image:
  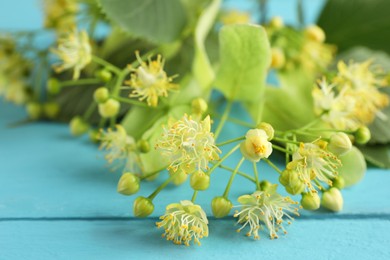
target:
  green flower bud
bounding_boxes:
[89,129,100,143]
[133,196,154,217]
[69,116,89,136]
[94,87,109,104]
[270,48,285,69]
[301,192,320,211]
[191,98,208,115]
[304,25,325,43]
[211,196,232,218]
[269,16,284,29]
[170,169,188,186]
[279,169,305,195]
[137,139,150,153]
[354,126,371,145]
[190,170,210,191]
[98,98,120,118]
[332,176,345,190]
[43,102,60,119]
[321,188,343,212]
[47,78,61,94]
[26,102,41,119]
[95,69,112,82]
[328,133,352,156]
[117,173,140,195]
[256,122,275,141]
[260,180,272,191]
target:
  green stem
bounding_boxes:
[273,136,301,145]
[208,144,240,175]
[114,96,151,108]
[306,128,354,134]
[191,191,198,203]
[253,162,260,190]
[98,118,106,129]
[214,113,255,128]
[140,167,166,180]
[216,164,255,182]
[223,157,245,198]
[272,144,293,154]
[263,158,283,174]
[297,0,305,28]
[147,174,175,200]
[216,136,245,147]
[112,68,130,97]
[83,102,97,120]
[214,100,233,140]
[92,55,122,75]
[60,78,101,87]
[298,118,321,131]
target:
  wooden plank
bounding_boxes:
[1,218,389,259]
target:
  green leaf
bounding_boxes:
[98,0,187,43]
[338,147,367,187]
[358,145,390,169]
[192,0,221,90]
[317,0,390,54]
[214,24,270,120]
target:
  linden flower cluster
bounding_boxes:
[234,185,300,240]
[156,201,209,246]
[313,61,389,130]
[0,37,31,105]
[99,125,141,173]
[42,0,78,33]
[52,29,92,79]
[155,114,221,174]
[126,52,177,107]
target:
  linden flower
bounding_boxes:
[126,52,177,107]
[42,0,78,33]
[234,185,300,240]
[299,40,334,72]
[155,114,221,174]
[156,200,208,246]
[52,29,92,79]
[289,142,341,193]
[99,125,141,173]
[240,129,272,162]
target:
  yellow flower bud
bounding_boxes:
[270,48,285,69]
[260,180,273,191]
[137,139,150,153]
[211,196,232,218]
[354,126,371,144]
[256,122,275,141]
[321,188,343,212]
[279,169,305,195]
[328,133,352,156]
[269,16,284,29]
[69,116,89,136]
[304,25,325,43]
[191,98,208,115]
[240,129,273,162]
[117,173,140,195]
[133,196,154,217]
[170,168,188,186]
[26,102,41,119]
[332,176,345,190]
[190,170,210,191]
[98,98,120,118]
[95,69,112,82]
[93,87,109,104]
[301,192,320,211]
[47,78,61,94]
[43,102,60,119]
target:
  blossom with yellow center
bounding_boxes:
[42,0,78,33]
[156,200,208,246]
[52,29,92,79]
[240,129,272,162]
[288,142,341,193]
[155,114,221,174]
[126,52,177,107]
[99,125,141,173]
[234,185,300,240]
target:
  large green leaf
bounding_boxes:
[317,0,390,54]
[358,145,390,169]
[98,0,187,43]
[214,24,270,114]
[338,147,367,187]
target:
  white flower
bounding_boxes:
[52,29,92,79]
[240,129,273,162]
[156,200,208,246]
[234,185,300,240]
[155,114,220,174]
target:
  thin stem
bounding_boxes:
[263,158,283,175]
[298,118,321,131]
[253,162,260,190]
[191,191,198,203]
[114,96,151,108]
[306,128,354,134]
[98,118,107,129]
[112,68,130,97]
[223,157,245,198]
[297,0,305,28]
[83,102,97,120]
[208,144,240,175]
[214,113,255,128]
[216,164,255,182]
[140,167,166,180]
[272,144,293,154]
[214,100,233,140]
[60,78,101,87]
[92,55,122,75]
[273,136,301,145]
[148,174,175,200]
[216,136,245,147]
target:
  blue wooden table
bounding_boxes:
[1,1,390,259]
